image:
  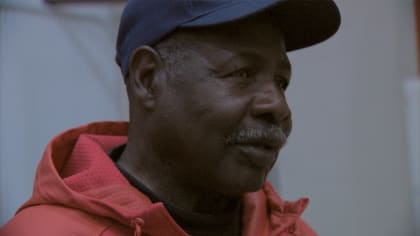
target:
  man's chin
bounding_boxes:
[219,175,268,196]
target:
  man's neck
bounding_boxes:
[115,146,242,236]
[117,146,240,214]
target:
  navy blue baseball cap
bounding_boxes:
[116,0,341,77]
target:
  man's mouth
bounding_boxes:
[225,126,288,168]
[235,138,282,151]
[233,144,278,169]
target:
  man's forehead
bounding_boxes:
[175,26,290,73]
[176,15,286,55]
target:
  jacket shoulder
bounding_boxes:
[0,204,129,236]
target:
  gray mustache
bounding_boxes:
[225,126,288,145]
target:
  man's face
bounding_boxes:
[150,17,292,196]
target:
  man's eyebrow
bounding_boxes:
[240,52,292,75]
[207,51,292,76]
[229,52,291,68]
[207,52,261,72]
[228,52,263,68]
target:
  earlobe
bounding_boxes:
[127,46,164,109]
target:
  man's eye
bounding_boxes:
[233,69,251,78]
[229,68,257,79]
[225,68,256,88]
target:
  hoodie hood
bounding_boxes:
[16,121,315,235]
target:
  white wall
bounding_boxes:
[0,0,417,235]
[0,0,128,225]
[277,0,416,235]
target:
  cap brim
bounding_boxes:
[181,0,340,51]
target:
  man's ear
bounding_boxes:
[126,46,165,109]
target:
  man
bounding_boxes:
[0,0,340,235]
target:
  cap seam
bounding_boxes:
[180,1,243,26]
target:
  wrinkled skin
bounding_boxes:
[119,16,292,213]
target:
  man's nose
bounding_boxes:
[250,83,291,125]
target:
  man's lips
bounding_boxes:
[231,138,283,151]
[233,143,278,169]
[225,125,288,169]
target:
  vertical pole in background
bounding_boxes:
[408,1,420,235]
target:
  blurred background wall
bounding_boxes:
[0,0,417,235]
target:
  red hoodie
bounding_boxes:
[0,121,316,236]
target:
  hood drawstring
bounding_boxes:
[131,217,144,236]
